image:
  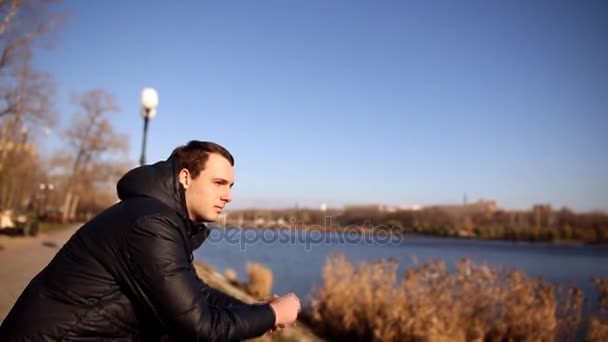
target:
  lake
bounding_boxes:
[195,228,608,304]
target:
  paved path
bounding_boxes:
[0,225,80,321]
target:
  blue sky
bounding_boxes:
[33,0,608,211]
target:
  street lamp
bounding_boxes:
[140,88,159,166]
[38,183,54,218]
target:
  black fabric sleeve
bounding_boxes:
[196,278,250,309]
[122,216,276,341]
[190,228,250,309]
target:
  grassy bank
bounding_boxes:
[193,262,325,342]
[306,254,607,341]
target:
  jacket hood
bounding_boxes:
[117,157,187,219]
[116,157,211,248]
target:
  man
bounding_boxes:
[0,141,301,341]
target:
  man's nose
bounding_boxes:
[221,189,232,203]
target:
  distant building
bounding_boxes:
[426,199,498,215]
[467,200,498,213]
[343,204,386,212]
[532,204,554,227]
[396,204,422,211]
[254,217,265,225]
[342,200,497,215]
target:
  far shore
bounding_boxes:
[218,222,607,246]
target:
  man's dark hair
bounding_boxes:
[170,141,234,178]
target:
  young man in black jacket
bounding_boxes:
[0,140,301,341]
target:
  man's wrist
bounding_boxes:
[266,303,278,326]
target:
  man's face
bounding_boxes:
[179,153,234,222]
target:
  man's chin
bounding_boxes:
[191,209,224,223]
[198,213,219,223]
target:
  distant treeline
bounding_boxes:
[227,205,608,244]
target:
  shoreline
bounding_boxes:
[216,223,607,247]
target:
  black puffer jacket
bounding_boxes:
[0,158,276,341]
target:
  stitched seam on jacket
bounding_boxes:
[123,214,183,331]
[56,256,118,338]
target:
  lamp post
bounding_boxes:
[139,88,159,166]
[38,183,54,218]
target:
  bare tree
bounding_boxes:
[0,0,63,71]
[0,53,55,211]
[0,125,38,210]
[76,158,134,219]
[0,1,62,211]
[0,50,56,140]
[59,89,129,221]
[0,0,62,120]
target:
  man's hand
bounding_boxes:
[261,295,288,334]
[267,293,301,328]
[261,294,280,304]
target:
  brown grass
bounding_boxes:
[246,261,273,299]
[224,268,239,285]
[587,277,608,341]
[309,254,606,341]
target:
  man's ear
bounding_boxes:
[178,168,191,189]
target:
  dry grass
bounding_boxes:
[224,268,239,285]
[246,261,273,299]
[587,277,608,341]
[309,254,606,341]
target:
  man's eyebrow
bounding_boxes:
[213,178,235,187]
